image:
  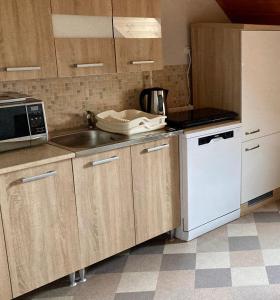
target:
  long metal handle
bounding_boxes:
[6,66,41,72]
[245,129,260,136]
[146,144,169,153]
[245,145,260,152]
[131,60,155,65]
[92,156,119,166]
[21,171,57,184]
[74,63,104,68]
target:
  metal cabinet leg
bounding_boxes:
[79,268,87,283]
[69,272,77,287]
[169,229,175,241]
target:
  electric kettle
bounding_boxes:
[140,87,168,116]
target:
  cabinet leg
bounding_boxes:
[169,229,176,241]
[78,268,87,283]
[69,272,77,287]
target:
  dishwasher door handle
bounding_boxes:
[198,131,234,146]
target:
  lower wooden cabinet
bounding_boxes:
[131,137,180,244]
[0,160,80,298]
[242,133,280,204]
[0,211,12,300]
[72,147,136,268]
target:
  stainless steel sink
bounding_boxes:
[50,130,125,150]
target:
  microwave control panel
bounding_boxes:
[27,104,47,135]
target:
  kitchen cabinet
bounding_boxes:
[242,133,280,204]
[113,0,163,72]
[242,31,280,141]
[131,137,180,244]
[0,160,80,298]
[0,0,57,81]
[51,0,116,77]
[72,148,135,268]
[0,210,12,300]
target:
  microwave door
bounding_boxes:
[0,106,30,144]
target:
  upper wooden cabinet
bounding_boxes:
[131,137,180,244]
[0,160,80,298]
[51,0,116,77]
[113,0,161,17]
[0,0,57,81]
[113,0,163,72]
[72,148,136,268]
[0,211,12,300]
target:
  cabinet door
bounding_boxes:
[0,161,80,298]
[0,211,12,300]
[131,137,180,244]
[242,133,280,204]
[72,148,135,268]
[113,0,163,72]
[51,0,116,77]
[242,31,280,141]
[0,0,57,81]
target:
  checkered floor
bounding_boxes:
[18,202,280,300]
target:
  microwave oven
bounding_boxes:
[0,93,48,153]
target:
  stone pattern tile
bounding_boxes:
[18,205,280,300]
[0,65,188,132]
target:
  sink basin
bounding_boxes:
[51,130,125,150]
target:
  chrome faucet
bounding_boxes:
[86,111,96,129]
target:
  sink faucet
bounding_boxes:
[86,111,96,129]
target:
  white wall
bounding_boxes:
[161,0,229,65]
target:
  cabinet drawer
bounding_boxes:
[115,38,163,72]
[0,160,80,297]
[113,0,161,17]
[55,38,116,77]
[242,133,280,204]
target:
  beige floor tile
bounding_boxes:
[117,272,159,293]
[123,255,162,272]
[262,249,280,266]
[227,223,257,237]
[257,223,280,249]
[194,288,233,300]
[231,267,269,287]
[232,285,280,300]
[196,252,230,269]
[231,214,255,224]
[154,270,195,300]
[230,250,264,267]
[163,240,197,254]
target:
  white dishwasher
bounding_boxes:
[176,123,242,241]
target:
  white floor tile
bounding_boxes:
[231,267,269,287]
[196,252,230,269]
[164,240,197,254]
[262,249,280,266]
[117,272,159,293]
[227,223,257,237]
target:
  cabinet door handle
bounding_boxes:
[131,60,155,65]
[5,66,41,72]
[21,171,57,184]
[245,145,260,152]
[245,129,260,136]
[74,63,104,68]
[145,144,169,153]
[91,156,119,166]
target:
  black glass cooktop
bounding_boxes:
[167,108,238,129]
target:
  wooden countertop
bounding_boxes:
[0,144,75,175]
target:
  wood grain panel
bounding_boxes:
[216,0,280,25]
[0,211,12,300]
[115,38,163,73]
[113,0,161,18]
[191,24,242,115]
[0,0,57,81]
[55,38,116,77]
[51,0,112,16]
[73,148,135,268]
[0,161,80,297]
[131,137,180,244]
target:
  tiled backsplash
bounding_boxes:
[0,65,188,132]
